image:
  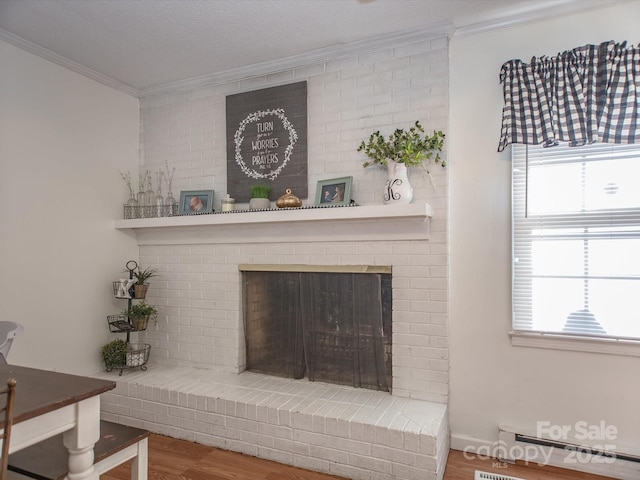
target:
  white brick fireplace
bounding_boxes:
[100,30,450,480]
[117,203,447,402]
[99,205,450,480]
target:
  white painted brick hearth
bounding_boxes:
[111,31,450,480]
[97,366,449,480]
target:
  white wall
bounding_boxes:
[0,40,140,374]
[449,1,640,459]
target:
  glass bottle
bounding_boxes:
[136,184,146,218]
[145,177,154,208]
[165,191,176,215]
[164,165,176,215]
[155,183,164,217]
[126,194,138,219]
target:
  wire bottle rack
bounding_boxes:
[123,203,178,219]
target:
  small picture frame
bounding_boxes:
[179,190,214,214]
[315,176,352,206]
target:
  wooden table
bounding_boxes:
[9,420,149,480]
[0,364,115,480]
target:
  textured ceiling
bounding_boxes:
[0,0,621,94]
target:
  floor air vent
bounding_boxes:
[474,471,525,480]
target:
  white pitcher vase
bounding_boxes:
[384,162,413,204]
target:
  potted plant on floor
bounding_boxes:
[123,301,158,332]
[101,339,127,371]
[358,121,445,205]
[131,266,158,299]
[249,185,271,210]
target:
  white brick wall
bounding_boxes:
[136,34,449,403]
[139,35,448,209]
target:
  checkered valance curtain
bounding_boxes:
[498,40,640,152]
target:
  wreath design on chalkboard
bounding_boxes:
[234,109,298,180]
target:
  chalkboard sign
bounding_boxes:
[226,81,308,203]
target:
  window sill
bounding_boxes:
[509,331,640,357]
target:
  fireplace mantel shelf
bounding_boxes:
[115,203,432,244]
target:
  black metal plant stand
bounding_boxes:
[106,260,152,375]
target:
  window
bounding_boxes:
[512,143,640,343]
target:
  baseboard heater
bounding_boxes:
[515,434,640,464]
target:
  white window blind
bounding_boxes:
[512,142,640,340]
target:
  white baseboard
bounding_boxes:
[451,434,497,452]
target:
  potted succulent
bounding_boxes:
[358,121,445,204]
[123,301,158,331]
[131,266,158,299]
[249,185,272,210]
[101,339,127,371]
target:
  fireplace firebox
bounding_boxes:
[242,266,392,392]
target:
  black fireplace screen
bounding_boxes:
[243,271,391,392]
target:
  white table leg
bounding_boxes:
[62,396,100,480]
[131,437,149,480]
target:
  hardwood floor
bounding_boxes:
[102,434,616,480]
[442,450,614,480]
[102,434,345,480]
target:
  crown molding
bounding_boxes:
[138,22,453,98]
[454,0,629,38]
[0,28,138,97]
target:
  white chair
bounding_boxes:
[0,323,23,360]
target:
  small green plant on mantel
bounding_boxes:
[251,185,271,198]
[358,121,446,172]
[249,185,272,210]
[101,338,127,370]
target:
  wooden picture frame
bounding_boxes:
[179,190,214,214]
[315,176,352,206]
